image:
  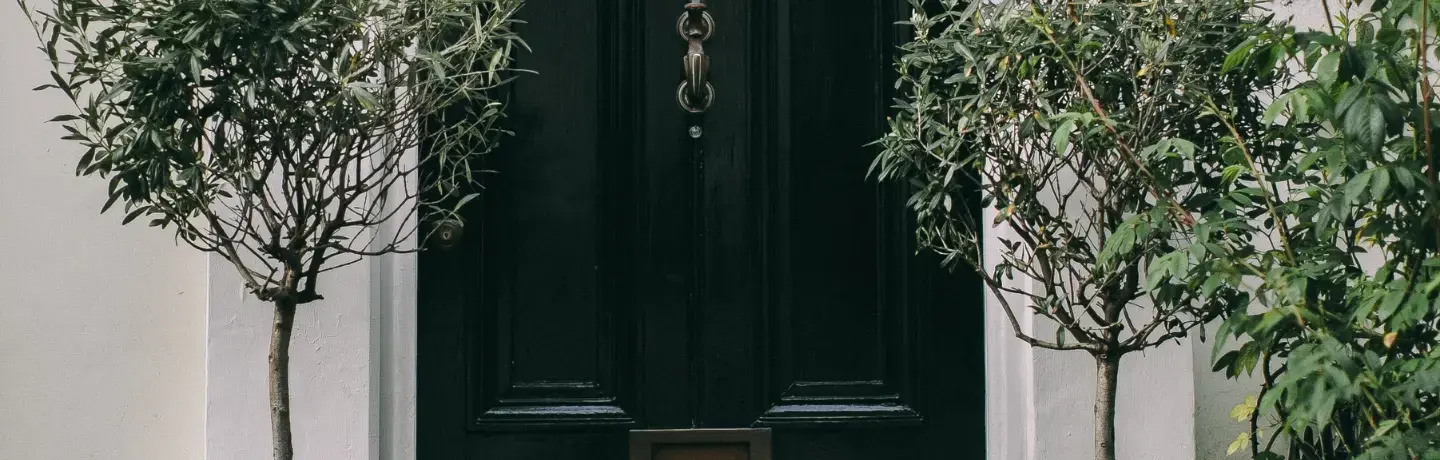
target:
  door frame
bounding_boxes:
[200,22,1037,460]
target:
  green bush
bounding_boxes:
[1207,0,1440,458]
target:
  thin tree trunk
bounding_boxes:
[1095,353,1120,460]
[270,299,298,460]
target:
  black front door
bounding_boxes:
[418,0,985,458]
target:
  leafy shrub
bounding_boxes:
[1207,0,1440,458]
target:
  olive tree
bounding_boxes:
[17,0,524,457]
[873,1,1270,458]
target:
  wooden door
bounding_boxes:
[417,0,986,458]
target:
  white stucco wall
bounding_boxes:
[0,10,208,460]
[205,194,416,460]
[205,261,375,460]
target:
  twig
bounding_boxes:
[1203,97,1295,263]
[1420,0,1438,244]
[984,281,1102,352]
[1033,21,1196,229]
[1251,352,1269,457]
[1320,0,1337,36]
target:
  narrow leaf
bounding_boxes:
[121,207,146,225]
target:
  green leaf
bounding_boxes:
[1223,36,1258,73]
[1146,251,1186,291]
[1227,431,1249,456]
[1098,222,1137,268]
[1314,52,1341,84]
[1373,419,1398,437]
[1230,394,1258,422]
[101,192,122,214]
[189,56,203,85]
[49,71,71,98]
[1352,294,1378,322]
[1359,96,1382,155]
[1221,165,1243,186]
[1342,95,1385,155]
[1311,391,1339,430]
[1378,290,1405,321]
[453,193,481,212]
[1201,274,1225,296]
[1395,165,1416,191]
[1296,150,1323,171]
[1370,168,1390,199]
[1325,147,1347,179]
[75,149,94,177]
[121,207,146,225]
[1335,85,1364,118]
[1052,120,1076,154]
[1262,93,1289,125]
[47,114,81,122]
[351,86,380,109]
[1355,21,1375,45]
[1213,350,1239,372]
[1170,139,1196,159]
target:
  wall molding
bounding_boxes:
[983,206,1037,460]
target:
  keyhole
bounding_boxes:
[433,220,464,250]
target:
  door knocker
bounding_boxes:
[677,2,714,114]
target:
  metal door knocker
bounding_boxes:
[677,2,714,114]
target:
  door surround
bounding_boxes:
[201,1,1030,457]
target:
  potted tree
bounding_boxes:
[873,0,1271,458]
[17,0,525,458]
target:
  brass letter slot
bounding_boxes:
[630,428,772,460]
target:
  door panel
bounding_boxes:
[473,0,639,428]
[419,0,650,456]
[756,0,914,425]
[419,0,985,458]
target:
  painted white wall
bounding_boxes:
[205,260,373,460]
[1034,342,1199,459]
[204,198,416,460]
[984,213,1200,460]
[0,9,208,460]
